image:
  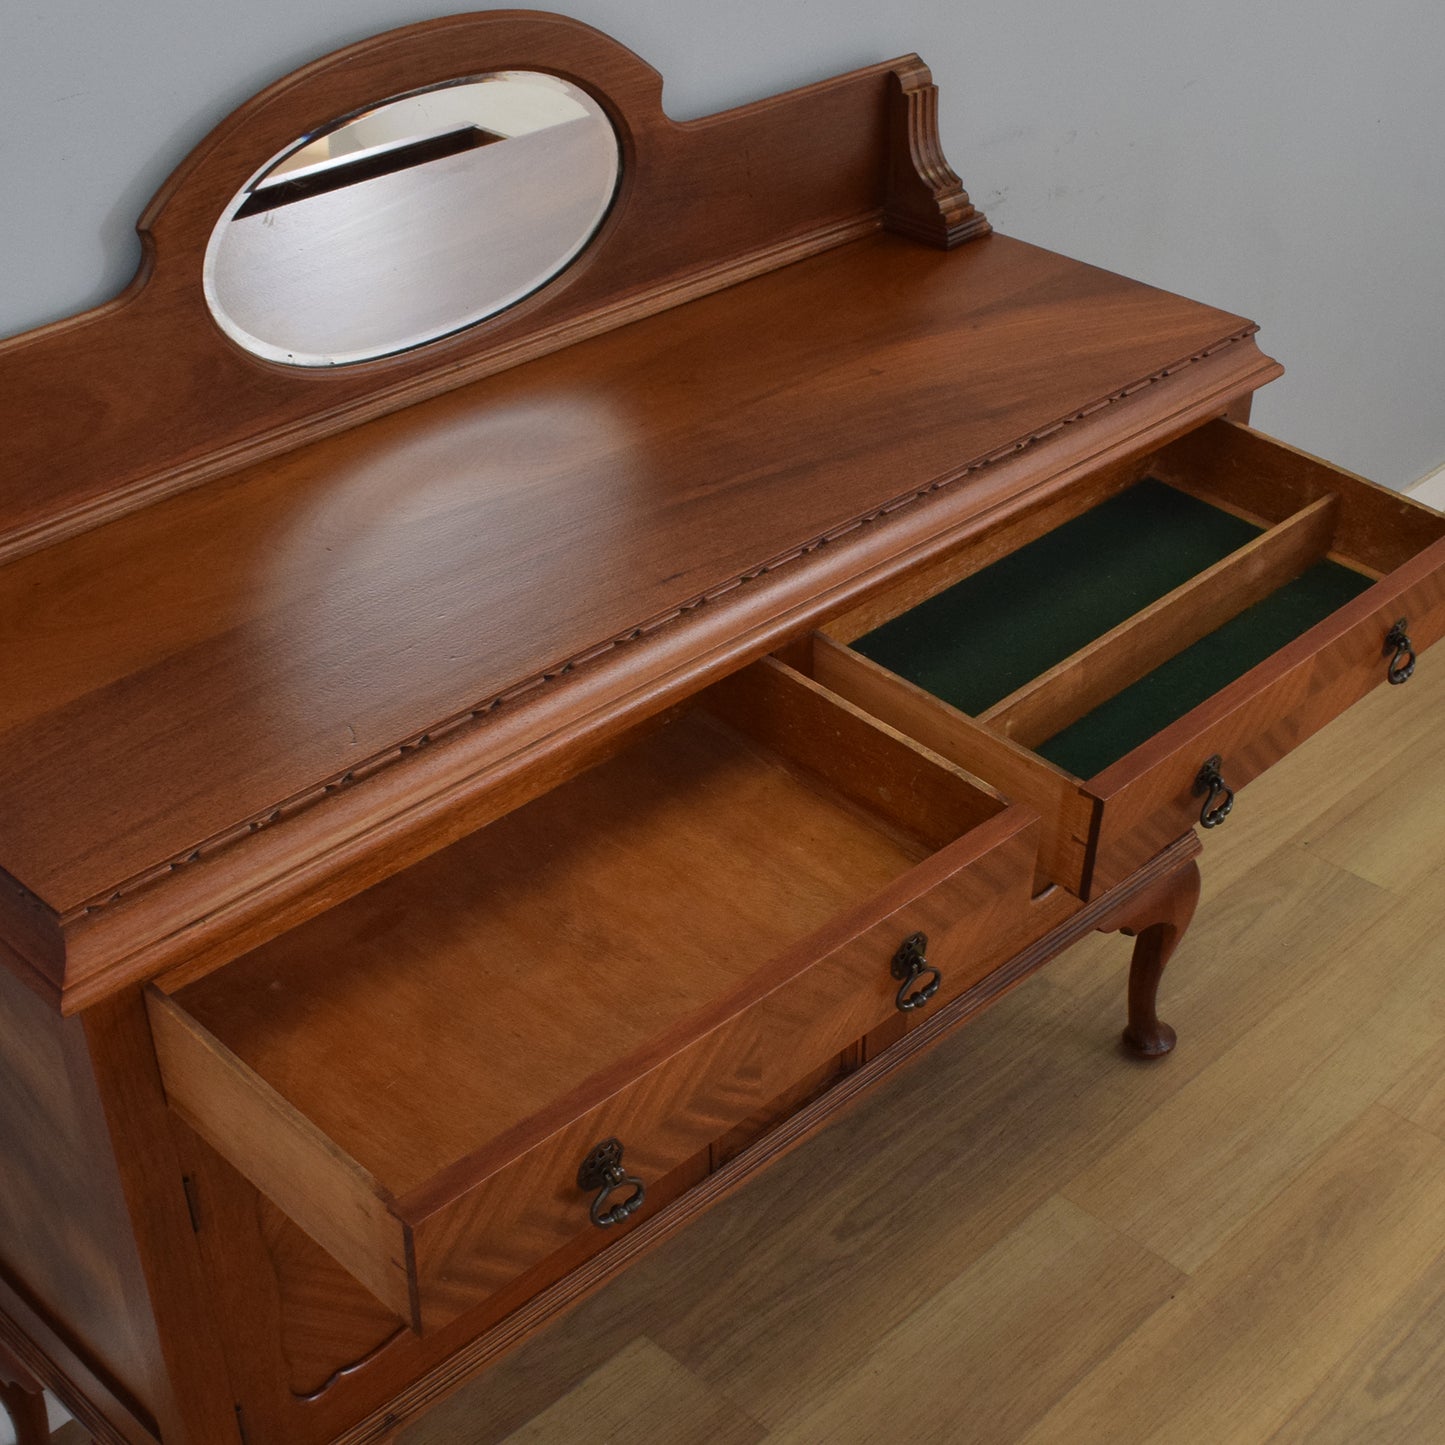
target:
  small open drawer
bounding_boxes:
[146,658,1038,1335]
[804,420,1445,896]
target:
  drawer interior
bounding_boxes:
[803,419,1445,894]
[850,477,1373,778]
[167,693,983,1196]
[820,420,1444,786]
[148,657,1019,1329]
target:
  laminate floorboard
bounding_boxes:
[400,656,1445,1445]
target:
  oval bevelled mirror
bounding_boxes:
[203,72,621,367]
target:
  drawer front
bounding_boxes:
[401,808,1038,1331]
[149,800,1039,1337]
[1085,537,1445,891]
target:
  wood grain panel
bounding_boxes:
[173,795,1031,1334]
[708,1051,862,1171]
[802,430,1444,902]
[169,1120,710,1445]
[0,235,1260,922]
[4,324,1278,1013]
[145,988,418,1327]
[168,709,941,1194]
[10,14,1435,1445]
[324,836,1193,1445]
[374,671,1445,1445]
[702,654,1006,845]
[255,1201,406,1404]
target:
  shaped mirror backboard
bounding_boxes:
[204,72,621,366]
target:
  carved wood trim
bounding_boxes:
[882,63,991,247]
[2,323,1279,1014]
[45,326,1256,929]
[292,1327,408,1406]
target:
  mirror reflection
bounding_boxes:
[204,73,621,366]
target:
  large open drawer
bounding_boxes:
[805,420,1445,897]
[145,657,1040,1335]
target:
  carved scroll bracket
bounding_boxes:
[883,62,991,249]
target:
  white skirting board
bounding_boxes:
[1411,462,1445,511]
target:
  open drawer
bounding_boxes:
[804,419,1445,897]
[145,657,1039,1335]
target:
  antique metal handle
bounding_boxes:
[1385,618,1416,685]
[891,931,942,1012]
[577,1138,646,1229]
[1193,754,1234,829]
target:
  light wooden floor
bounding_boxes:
[401,656,1445,1445]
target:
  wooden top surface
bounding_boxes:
[0,230,1257,944]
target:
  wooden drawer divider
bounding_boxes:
[978,492,1340,747]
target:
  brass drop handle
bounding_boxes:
[577,1138,646,1229]
[1385,618,1416,685]
[891,931,942,1012]
[1193,754,1234,829]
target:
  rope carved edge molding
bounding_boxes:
[34,325,1258,923]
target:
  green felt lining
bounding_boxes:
[853,480,1264,718]
[1036,560,1371,778]
[852,478,1373,780]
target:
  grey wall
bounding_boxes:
[4,0,1442,488]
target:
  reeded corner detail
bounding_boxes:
[882,63,990,250]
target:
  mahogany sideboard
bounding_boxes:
[2,13,1442,1444]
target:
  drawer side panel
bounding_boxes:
[145,987,418,1328]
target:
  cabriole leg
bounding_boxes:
[1100,857,1202,1059]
